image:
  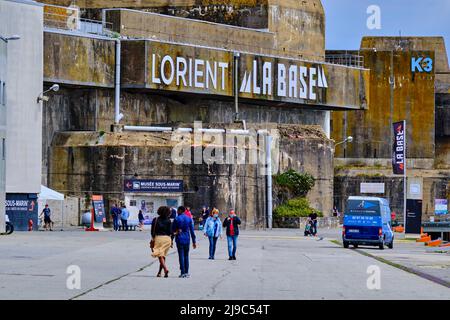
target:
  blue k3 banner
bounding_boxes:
[124,179,184,193]
[392,121,406,175]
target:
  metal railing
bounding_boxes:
[44,9,113,37]
[325,52,364,68]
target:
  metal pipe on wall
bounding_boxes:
[123,126,173,132]
[114,39,123,124]
[265,134,273,230]
[234,52,240,122]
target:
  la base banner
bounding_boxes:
[392,120,406,175]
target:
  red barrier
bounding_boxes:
[85,208,99,232]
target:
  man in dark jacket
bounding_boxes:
[223,210,241,260]
[172,206,197,278]
[110,203,121,231]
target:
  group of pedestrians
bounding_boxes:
[203,209,241,260]
[150,205,241,278]
[110,203,130,231]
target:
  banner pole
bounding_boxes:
[403,120,407,233]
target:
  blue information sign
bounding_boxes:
[124,179,183,193]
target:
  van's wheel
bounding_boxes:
[379,242,384,250]
[343,241,349,248]
[388,239,394,249]
[353,244,359,248]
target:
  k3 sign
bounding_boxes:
[392,121,406,175]
[411,56,433,73]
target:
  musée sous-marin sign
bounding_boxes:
[121,40,369,110]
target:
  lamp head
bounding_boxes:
[50,84,59,92]
[7,35,21,41]
[347,136,353,143]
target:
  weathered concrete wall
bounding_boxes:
[334,170,449,222]
[106,9,275,56]
[44,31,115,87]
[41,86,328,181]
[104,0,325,61]
[268,0,325,61]
[39,0,269,28]
[332,47,436,160]
[47,124,333,228]
[48,132,266,228]
[278,134,334,216]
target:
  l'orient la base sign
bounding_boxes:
[121,40,368,110]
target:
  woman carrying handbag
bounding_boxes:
[150,206,173,278]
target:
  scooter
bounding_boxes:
[4,214,14,235]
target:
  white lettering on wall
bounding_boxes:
[149,52,328,102]
[277,64,286,97]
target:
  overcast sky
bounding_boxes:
[321,0,450,58]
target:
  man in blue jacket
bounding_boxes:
[120,205,130,231]
[172,206,197,278]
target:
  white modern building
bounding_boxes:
[0,39,6,233]
[0,0,43,231]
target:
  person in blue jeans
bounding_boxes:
[110,203,121,231]
[223,210,241,260]
[120,205,130,231]
[203,209,222,260]
[172,206,197,278]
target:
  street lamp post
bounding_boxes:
[0,35,21,43]
[37,84,59,103]
[335,136,354,148]
[334,136,354,216]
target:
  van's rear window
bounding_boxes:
[345,200,381,216]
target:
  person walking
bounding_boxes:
[110,203,121,231]
[40,204,53,231]
[172,206,197,278]
[138,210,145,231]
[120,205,130,231]
[199,206,210,230]
[203,209,222,260]
[150,206,173,278]
[223,210,241,260]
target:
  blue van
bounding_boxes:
[342,196,394,250]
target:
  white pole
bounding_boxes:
[266,135,273,230]
[403,120,407,233]
[61,200,64,231]
[114,39,123,124]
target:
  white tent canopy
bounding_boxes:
[39,185,64,201]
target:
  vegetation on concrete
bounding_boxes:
[274,169,315,197]
[274,197,323,218]
[273,170,321,218]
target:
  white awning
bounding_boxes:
[39,185,64,201]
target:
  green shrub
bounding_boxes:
[274,169,315,197]
[274,197,323,218]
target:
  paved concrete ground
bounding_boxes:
[0,228,449,300]
[357,240,450,285]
